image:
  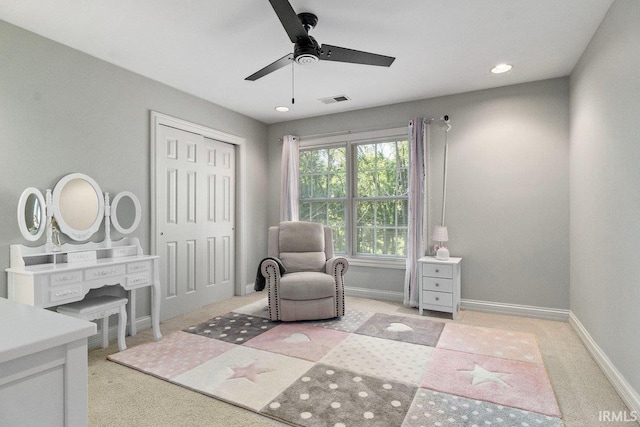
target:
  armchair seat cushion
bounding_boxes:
[280,272,336,300]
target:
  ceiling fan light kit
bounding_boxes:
[245,0,395,81]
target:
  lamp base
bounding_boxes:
[436,246,450,261]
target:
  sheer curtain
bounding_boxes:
[404,119,429,307]
[280,135,300,222]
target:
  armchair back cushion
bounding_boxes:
[277,221,326,273]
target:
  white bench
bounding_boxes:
[57,295,128,351]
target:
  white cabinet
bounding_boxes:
[0,297,96,427]
[418,256,462,320]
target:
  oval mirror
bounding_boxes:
[17,187,46,242]
[111,191,141,235]
[52,173,104,241]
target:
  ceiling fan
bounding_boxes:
[245,0,396,81]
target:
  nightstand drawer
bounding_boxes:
[423,277,453,293]
[422,263,453,278]
[423,290,453,307]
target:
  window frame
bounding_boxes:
[299,127,408,262]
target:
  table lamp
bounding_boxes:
[432,225,450,260]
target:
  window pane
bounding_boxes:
[300,146,346,201]
[356,140,409,198]
[357,201,375,227]
[397,200,408,227]
[357,227,374,254]
[327,202,346,253]
[328,172,346,198]
[300,202,311,221]
[300,175,312,199]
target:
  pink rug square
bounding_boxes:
[108,331,235,379]
[422,348,560,417]
[437,323,543,363]
[243,323,349,362]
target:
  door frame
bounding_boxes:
[150,111,248,297]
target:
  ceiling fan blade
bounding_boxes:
[268,0,308,43]
[245,53,293,81]
[319,44,395,67]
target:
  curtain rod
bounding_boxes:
[277,116,447,142]
[276,121,408,142]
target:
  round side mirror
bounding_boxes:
[111,191,141,235]
[17,187,46,242]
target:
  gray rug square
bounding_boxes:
[402,388,564,426]
[354,313,445,347]
[184,312,279,344]
[308,309,375,332]
[261,363,417,426]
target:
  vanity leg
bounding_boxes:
[128,289,136,336]
[118,304,127,351]
[101,317,109,349]
[151,280,162,341]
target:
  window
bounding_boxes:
[299,129,409,258]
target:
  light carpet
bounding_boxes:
[108,300,563,426]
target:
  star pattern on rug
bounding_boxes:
[459,364,511,387]
[228,360,274,383]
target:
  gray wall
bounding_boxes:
[268,78,570,309]
[570,0,640,399]
[0,21,270,314]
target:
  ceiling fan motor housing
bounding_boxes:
[294,35,320,64]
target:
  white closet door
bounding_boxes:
[156,124,235,320]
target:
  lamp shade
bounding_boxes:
[432,225,449,242]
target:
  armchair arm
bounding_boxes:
[326,256,348,318]
[325,256,349,277]
[260,258,284,280]
[260,258,283,321]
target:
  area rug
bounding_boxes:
[108,301,563,426]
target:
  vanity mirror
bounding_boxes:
[17,187,46,241]
[9,174,163,342]
[52,173,105,241]
[110,191,141,235]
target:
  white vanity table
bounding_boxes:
[7,238,162,340]
[6,173,162,341]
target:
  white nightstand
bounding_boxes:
[418,256,462,320]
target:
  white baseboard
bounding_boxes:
[461,299,570,322]
[87,316,152,350]
[244,283,255,295]
[569,311,640,416]
[344,286,404,303]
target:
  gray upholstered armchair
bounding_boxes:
[260,221,348,321]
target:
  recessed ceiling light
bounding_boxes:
[491,63,513,74]
[275,106,290,112]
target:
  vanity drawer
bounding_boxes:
[126,273,150,288]
[422,263,453,279]
[50,271,83,286]
[84,264,126,281]
[49,284,84,304]
[422,277,453,293]
[422,290,453,308]
[127,261,151,274]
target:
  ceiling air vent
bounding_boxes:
[319,95,351,105]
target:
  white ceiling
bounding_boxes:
[1,0,613,124]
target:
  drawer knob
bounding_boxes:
[435,297,440,301]
[435,283,440,287]
[435,269,439,273]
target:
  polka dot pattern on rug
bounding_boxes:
[261,363,416,426]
